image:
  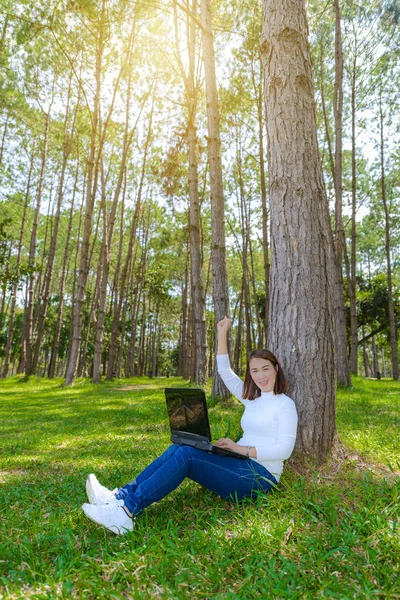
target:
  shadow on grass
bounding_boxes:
[1,464,398,599]
[0,375,399,599]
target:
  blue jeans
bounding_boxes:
[116,444,277,516]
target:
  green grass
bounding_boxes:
[0,375,398,600]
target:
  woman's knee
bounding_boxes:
[161,443,181,460]
[174,444,199,460]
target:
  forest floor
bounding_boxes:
[0,375,398,599]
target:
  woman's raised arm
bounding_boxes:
[217,316,231,355]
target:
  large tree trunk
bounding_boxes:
[200,0,230,397]
[262,0,336,461]
[379,90,399,380]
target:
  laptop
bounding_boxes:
[165,387,247,459]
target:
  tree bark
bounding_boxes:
[262,0,336,460]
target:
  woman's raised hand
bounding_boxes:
[217,316,232,334]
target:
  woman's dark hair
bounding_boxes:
[242,349,288,399]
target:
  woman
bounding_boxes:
[81,316,298,535]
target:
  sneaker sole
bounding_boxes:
[82,504,133,535]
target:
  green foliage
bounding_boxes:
[0,376,398,599]
[356,273,399,334]
[0,0,399,382]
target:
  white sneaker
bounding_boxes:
[86,473,119,505]
[82,500,134,535]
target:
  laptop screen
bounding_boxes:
[165,388,211,439]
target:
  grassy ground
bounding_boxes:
[0,375,398,600]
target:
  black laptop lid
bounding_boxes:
[165,388,212,440]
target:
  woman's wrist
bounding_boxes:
[239,445,256,458]
[217,333,228,355]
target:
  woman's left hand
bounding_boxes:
[215,438,241,453]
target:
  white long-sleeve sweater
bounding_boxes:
[217,354,298,481]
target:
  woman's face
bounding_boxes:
[249,357,278,392]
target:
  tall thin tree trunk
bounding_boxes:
[65,4,105,385]
[187,115,207,385]
[362,325,369,377]
[174,1,208,385]
[255,59,270,345]
[233,288,244,374]
[178,250,190,377]
[237,145,252,357]
[2,148,34,378]
[125,212,148,378]
[115,299,128,378]
[371,335,379,377]
[0,116,8,169]
[348,52,358,374]
[65,171,86,374]
[332,0,351,387]
[92,20,137,383]
[24,97,53,376]
[379,90,399,380]
[106,110,152,380]
[137,295,147,377]
[32,78,77,374]
[200,0,230,398]
[48,160,81,378]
